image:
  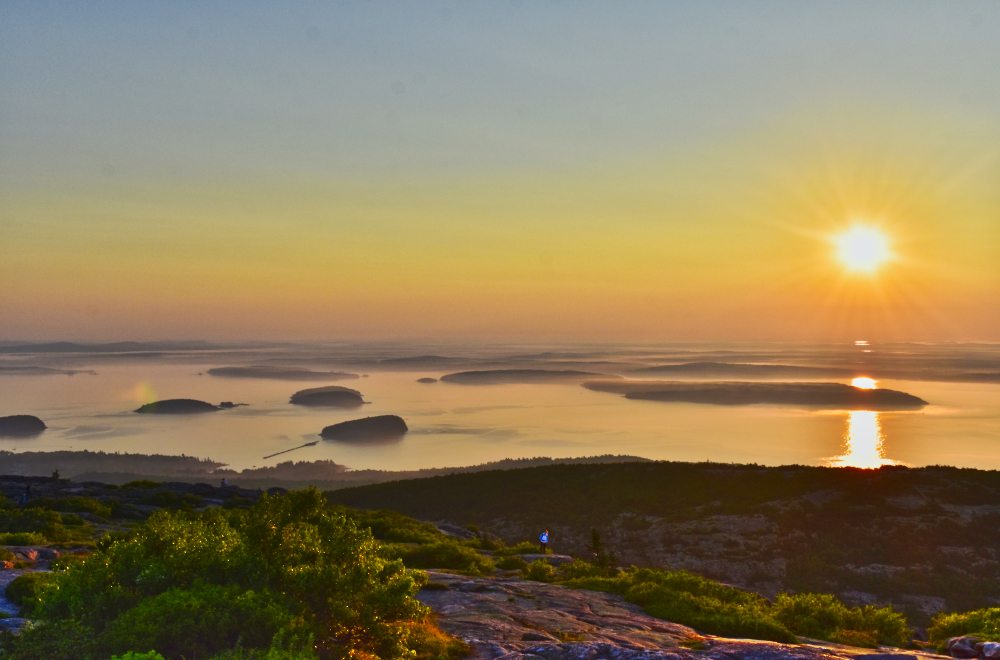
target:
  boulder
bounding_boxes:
[290,386,365,407]
[11,548,39,562]
[0,415,46,437]
[947,636,980,658]
[320,415,408,442]
[134,399,220,414]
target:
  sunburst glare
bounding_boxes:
[834,225,892,274]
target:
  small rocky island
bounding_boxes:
[320,415,408,442]
[0,415,47,437]
[289,386,365,407]
[416,377,438,384]
[134,399,224,414]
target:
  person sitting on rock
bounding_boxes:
[539,528,550,554]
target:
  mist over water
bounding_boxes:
[1,342,998,472]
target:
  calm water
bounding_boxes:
[1,346,999,472]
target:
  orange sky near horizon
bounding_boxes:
[2,4,999,344]
[5,125,998,344]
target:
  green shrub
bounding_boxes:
[496,555,527,570]
[121,480,159,489]
[139,491,202,510]
[27,497,113,519]
[5,572,59,616]
[772,592,851,639]
[557,560,612,580]
[5,488,449,659]
[0,531,46,545]
[772,593,909,647]
[494,540,538,556]
[101,584,299,659]
[929,607,1000,649]
[523,559,557,582]
[111,652,165,660]
[6,620,99,659]
[562,567,795,643]
[623,578,793,643]
[851,604,911,647]
[831,629,878,647]
[388,541,495,574]
[335,506,444,545]
[50,553,88,571]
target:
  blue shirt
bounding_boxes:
[539,531,549,543]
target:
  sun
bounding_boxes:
[851,376,878,389]
[834,225,891,273]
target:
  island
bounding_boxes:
[289,385,365,407]
[207,366,358,381]
[630,361,854,378]
[416,377,438,384]
[320,415,408,442]
[134,399,223,414]
[583,380,928,409]
[441,369,612,384]
[0,366,97,376]
[0,415,47,437]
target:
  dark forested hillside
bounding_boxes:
[328,462,1000,625]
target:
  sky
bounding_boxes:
[2,1,999,343]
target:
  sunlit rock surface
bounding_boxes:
[419,571,947,660]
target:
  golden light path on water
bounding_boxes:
[828,410,899,469]
[825,377,901,469]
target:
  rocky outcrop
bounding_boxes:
[946,637,1000,659]
[0,415,46,437]
[134,399,220,414]
[289,386,365,407]
[417,377,438,384]
[320,415,408,442]
[419,571,947,660]
[981,642,1000,659]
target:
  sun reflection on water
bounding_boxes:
[828,410,900,469]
